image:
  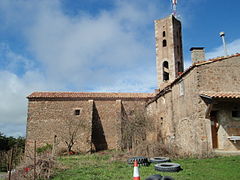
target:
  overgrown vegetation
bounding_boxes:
[5,143,59,180]
[8,153,57,180]
[0,132,25,172]
[53,152,240,180]
[36,143,53,154]
[121,105,154,152]
[121,106,174,159]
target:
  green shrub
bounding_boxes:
[36,144,53,154]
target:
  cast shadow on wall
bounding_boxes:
[91,102,108,152]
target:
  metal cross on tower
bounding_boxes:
[171,0,177,16]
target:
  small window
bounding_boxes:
[232,111,240,118]
[163,40,167,47]
[75,109,81,115]
[163,31,166,37]
[163,61,169,81]
[179,80,184,96]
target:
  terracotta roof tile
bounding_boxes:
[179,53,240,80]
[156,53,240,93]
[149,53,240,104]
[28,92,155,99]
[200,92,240,99]
[195,53,240,66]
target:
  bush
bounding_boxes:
[0,132,25,172]
[37,144,53,154]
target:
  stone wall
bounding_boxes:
[25,94,152,155]
[91,100,120,151]
[146,56,240,156]
[147,68,211,156]
[170,68,211,156]
[25,99,93,156]
[90,100,146,151]
[213,102,240,150]
[197,56,240,92]
[197,56,240,151]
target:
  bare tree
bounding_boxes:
[59,118,85,154]
[122,105,154,151]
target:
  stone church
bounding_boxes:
[25,14,240,156]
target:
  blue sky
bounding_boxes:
[0,0,240,137]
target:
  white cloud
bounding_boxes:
[183,38,240,70]
[23,0,159,89]
[206,38,240,59]
[0,70,36,136]
[0,44,65,137]
[0,0,164,136]
[96,66,157,93]
[0,122,26,137]
[0,43,35,74]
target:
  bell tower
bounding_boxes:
[155,15,184,89]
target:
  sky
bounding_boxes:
[0,0,240,137]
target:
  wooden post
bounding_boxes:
[52,135,57,157]
[8,148,14,180]
[33,140,36,180]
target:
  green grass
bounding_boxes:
[0,172,6,180]
[52,153,240,180]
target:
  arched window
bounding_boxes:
[163,40,167,47]
[163,61,169,69]
[163,61,169,81]
[163,31,166,37]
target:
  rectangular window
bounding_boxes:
[75,109,81,116]
[179,80,184,96]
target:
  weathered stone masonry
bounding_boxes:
[25,92,154,154]
[26,13,240,157]
[146,54,240,156]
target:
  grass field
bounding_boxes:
[0,172,6,180]
[53,152,240,180]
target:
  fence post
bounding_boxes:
[8,148,14,180]
[34,140,36,180]
[52,135,57,157]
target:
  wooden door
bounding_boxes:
[210,111,219,149]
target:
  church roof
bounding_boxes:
[200,92,240,100]
[173,53,240,85]
[194,53,240,66]
[149,53,240,104]
[28,92,155,100]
